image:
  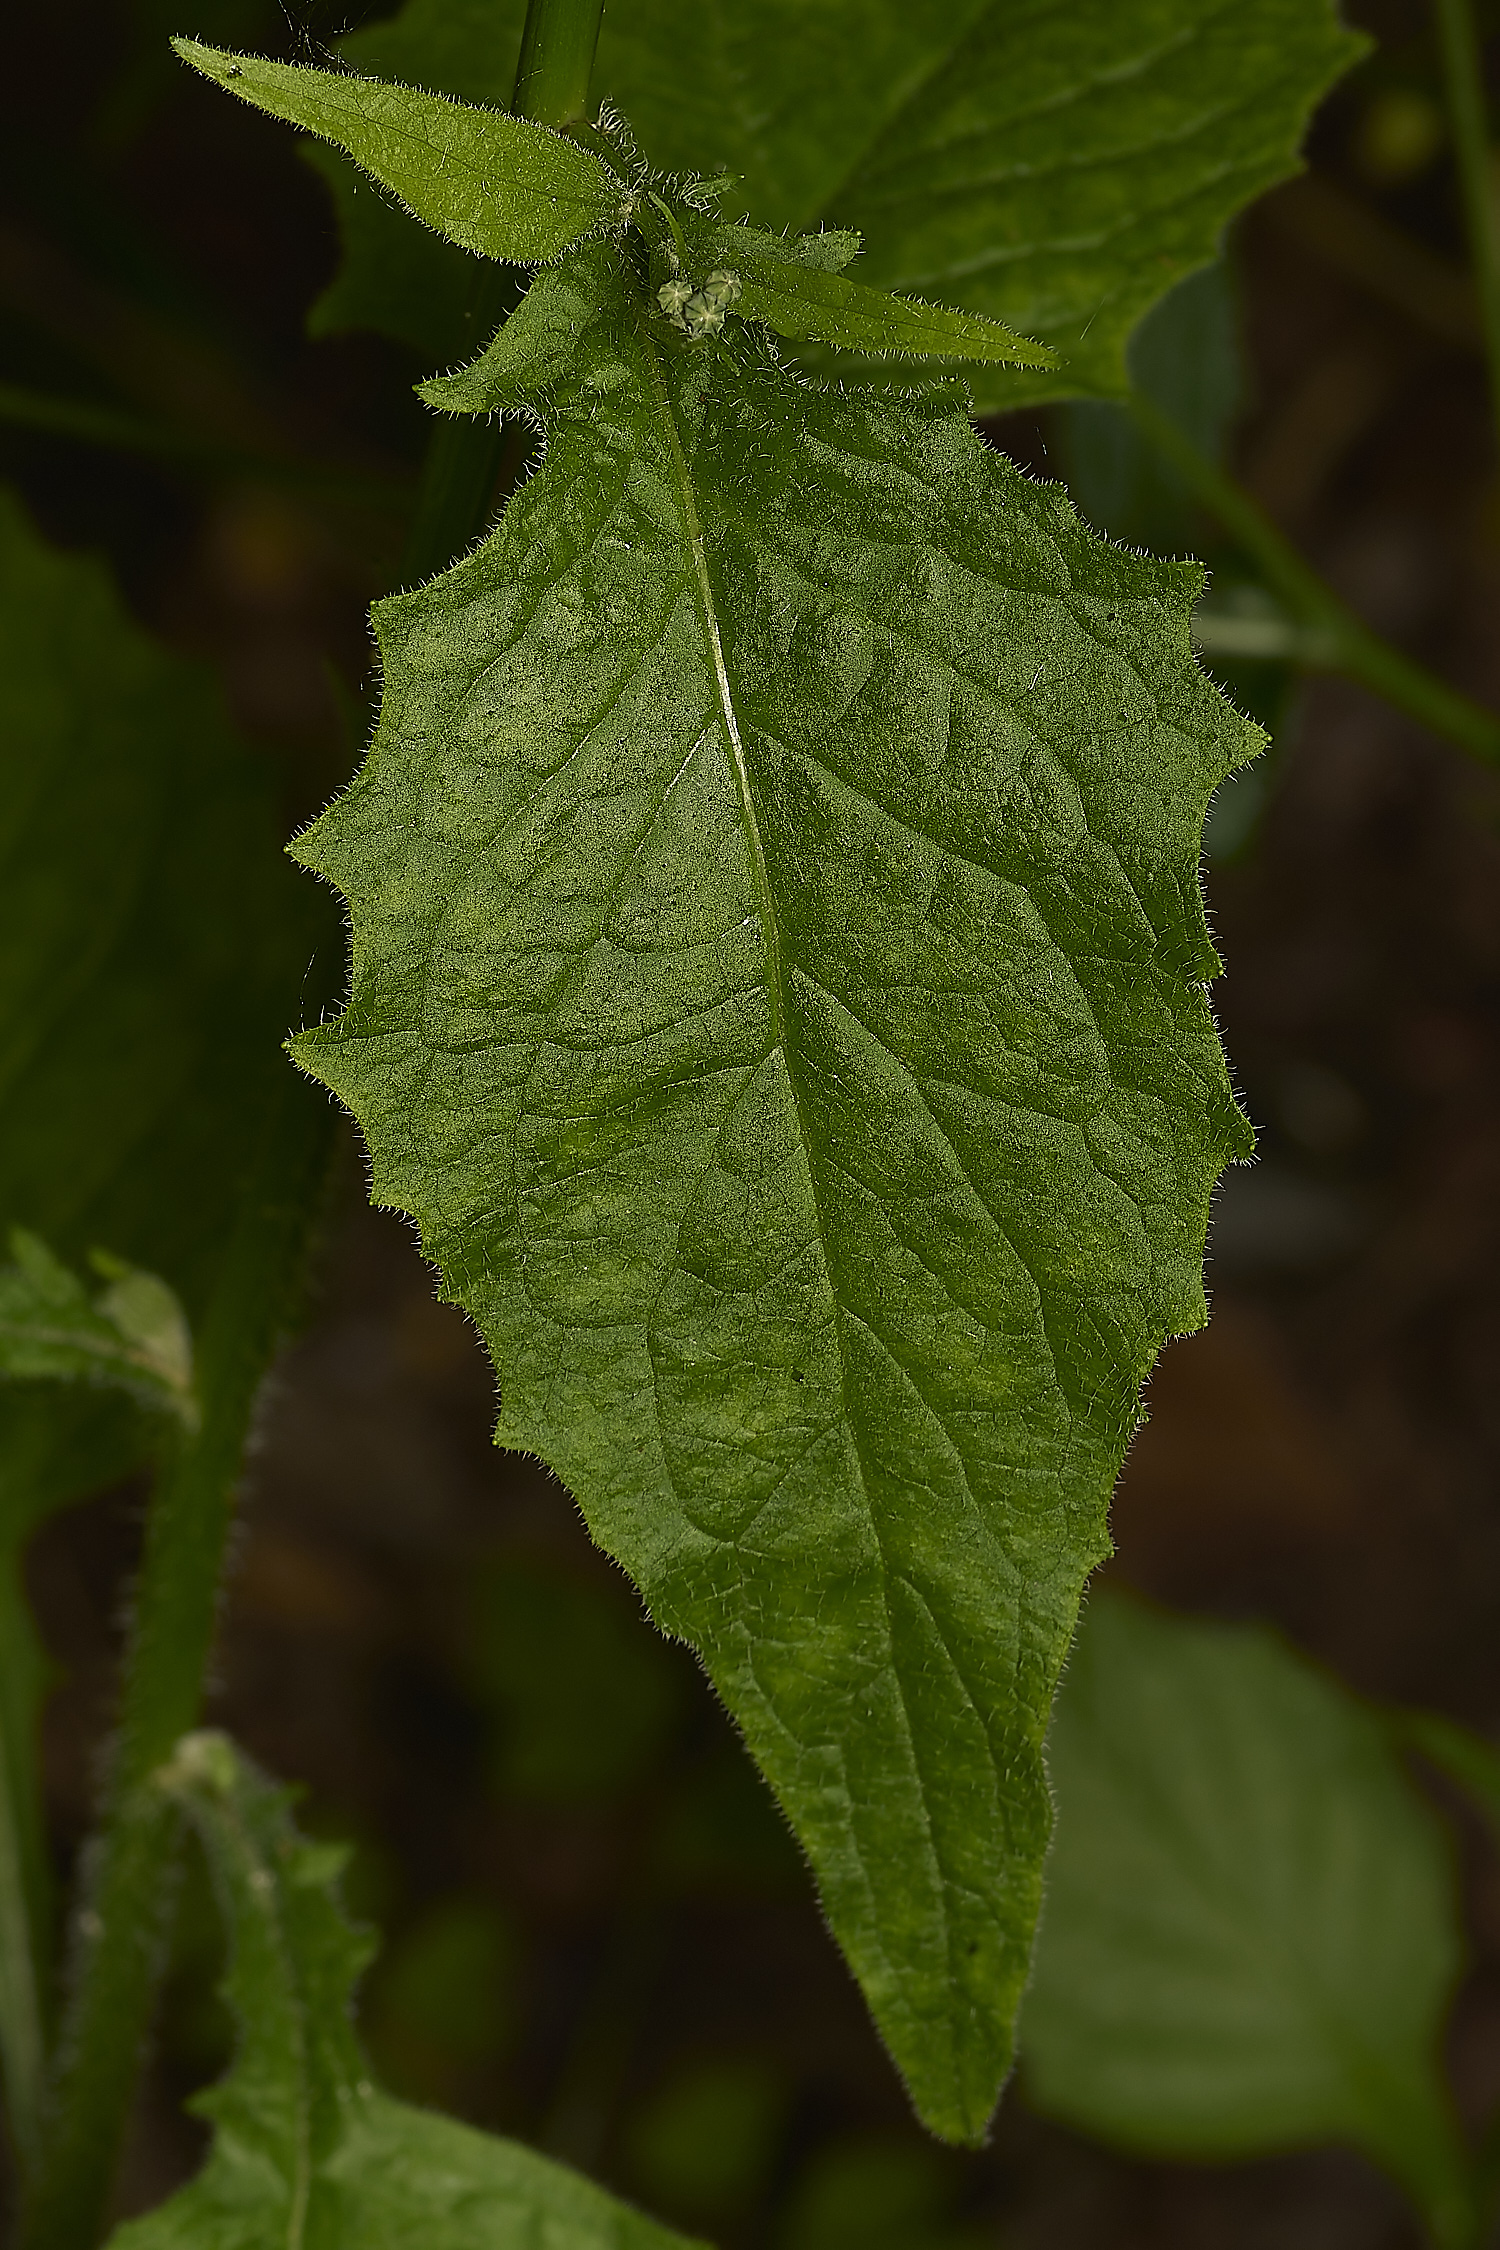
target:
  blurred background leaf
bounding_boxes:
[1023,1589,1478,2248]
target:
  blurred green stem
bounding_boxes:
[18,1074,332,2250]
[400,0,604,584]
[0,1564,45,2173]
[1434,0,1500,454]
[511,0,606,125]
[1129,388,1500,766]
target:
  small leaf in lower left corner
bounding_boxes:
[105,1731,702,2250]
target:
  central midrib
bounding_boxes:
[637,332,791,1063]
[638,319,968,2091]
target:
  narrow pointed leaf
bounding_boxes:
[419,216,1056,394]
[290,239,1256,2140]
[172,40,628,265]
[636,212,1055,365]
[734,261,1057,367]
[1024,1593,1476,2249]
[306,0,1363,405]
[106,1733,699,2250]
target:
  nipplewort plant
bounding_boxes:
[5,0,1500,2245]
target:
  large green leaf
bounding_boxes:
[304,0,1361,405]
[284,220,1256,2139]
[1023,1591,1475,2248]
[0,486,328,2154]
[107,1733,698,2250]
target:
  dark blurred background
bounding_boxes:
[5,0,1500,2243]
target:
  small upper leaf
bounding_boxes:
[636,209,1058,367]
[107,1732,698,2250]
[734,263,1056,366]
[1024,1592,1475,2247]
[172,40,629,264]
[303,0,1364,405]
[0,1228,196,1427]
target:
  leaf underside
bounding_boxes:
[107,1735,698,2250]
[307,0,1363,406]
[289,237,1256,2140]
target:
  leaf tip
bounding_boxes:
[170,36,241,85]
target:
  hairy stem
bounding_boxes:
[1129,388,1500,766]
[1434,0,1500,453]
[18,1073,332,2250]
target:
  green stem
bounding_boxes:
[18,1072,332,2250]
[1128,388,1500,766]
[0,1559,46,2173]
[399,0,603,584]
[511,0,606,127]
[1434,0,1500,454]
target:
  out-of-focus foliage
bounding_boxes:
[107,1733,701,2250]
[0,1230,196,1428]
[624,2054,788,2225]
[0,486,328,2156]
[470,1560,684,1807]
[1024,1591,1476,2249]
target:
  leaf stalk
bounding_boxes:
[1128,387,1500,766]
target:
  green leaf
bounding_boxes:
[289,235,1256,2142]
[0,484,328,2160]
[0,1229,197,1429]
[172,39,629,264]
[637,210,1055,366]
[817,0,1366,407]
[106,1732,699,2250]
[1023,1591,1476,2248]
[733,265,1053,364]
[305,0,1363,405]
